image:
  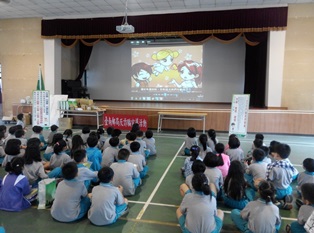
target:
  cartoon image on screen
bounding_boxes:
[131,45,203,101]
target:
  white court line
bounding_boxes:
[131,200,297,221]
[135,142,185,220]
[222,210,297,221]
[129,200,178,208]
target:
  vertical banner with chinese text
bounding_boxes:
[32,90,50,128]
[229,94,250,137]
[103,114,148,131]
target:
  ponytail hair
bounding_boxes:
[207,129,217,145]
[5,157,24,175]
[53,139,67,154]
[190,145,200,162]
[199,134,208,151]
[192,173,212,197]
[215,143,225,166]
[258,180,276,203]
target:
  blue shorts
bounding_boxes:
[179,215,222,233]
[276,186,292,200]
[223,195,248,210]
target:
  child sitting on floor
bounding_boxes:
[30,126,47,150]
[143,130,156,156]
[181,145,201,178]
[225,136,244,162]
[23,138,48,187]
[88,166,129,226]
[110,149,140,196]
[73,149,98,190]
[176,173,224,233]
[51,162,91,222]
[128,141,148,179]
[101,137,120,167]
[266,143,298,210]
[0,157,32,211]
[231,180,281,233]
[86,135,102,171]
[223,160,250,210]
[183,127,198,156]
[47,125,58,145]
[286,183,314,233]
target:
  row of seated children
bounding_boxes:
[0,124,156,223]
[179,128,314,232]
[182,127,218,156]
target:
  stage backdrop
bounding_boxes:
[87,39,245,103]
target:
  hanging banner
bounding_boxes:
[229,94,250,137]
[32,90,50,128]
[103,114,148,131]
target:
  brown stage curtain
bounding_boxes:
[42,7,287,39]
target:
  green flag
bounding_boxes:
[36,64,45,91]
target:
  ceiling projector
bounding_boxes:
[116,24,135,33]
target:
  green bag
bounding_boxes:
[37,178,57,209]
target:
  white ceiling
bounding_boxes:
[0,0,313,20]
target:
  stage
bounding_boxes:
[71,101,314,135]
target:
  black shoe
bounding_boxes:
[285,194,293,204]
[296,198,304,209]
[285,224,291,233]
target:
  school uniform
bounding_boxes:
[207,138,218,152]
[47,131,57,144]
[225,148,244,162]
[136,138,149,158]
[88,183,127,226]
[50,152,71,169]
[2,154,24,168]
[185,174,210,194]
[30,133,47,150]
[97,135,106,150]
[143,137,156,156]
[43,146,54,161]
[3,134,15,149]
[80,133,89,144]
[297,171,314,194]
[77,164,98,189]
[86,147,102,171]
[0,173,31,211]
[179,192,222,233]
[183,136,198,155]
[23,161,48,185]
[223,179,249,210]
[103,136,112,151]
[128,151,148,178]
[63,136,72,150]
[291,204,314,233]
[16,120,25,129]
[231,198,281,233]
[51,179,90,222]
[204,167,223,192]
[198,145,212,160]
[266,159,297,199]
[101,146,119,167]
[245,161,267,188]
[110,160,140,196]
[122,144,132,154]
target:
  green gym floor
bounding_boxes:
[0,128,313,233]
